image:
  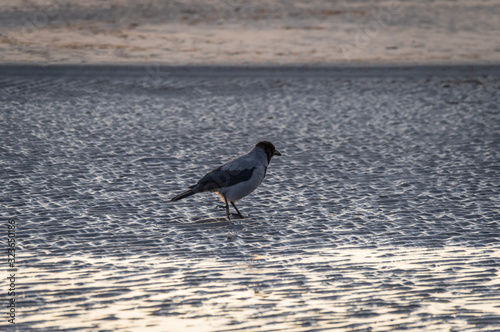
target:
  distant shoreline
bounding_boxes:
[2,64,500,79]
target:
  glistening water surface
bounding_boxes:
[1,66,499,331]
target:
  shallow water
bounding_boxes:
[1,66,500,331]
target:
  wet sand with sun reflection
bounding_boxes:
[2,65,500,331]
[17,247,500,331]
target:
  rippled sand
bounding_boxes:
[1,65,500,331]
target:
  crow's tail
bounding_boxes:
[170,189,196,202]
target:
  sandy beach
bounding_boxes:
[1,1,500,331]
[1,0,499,65]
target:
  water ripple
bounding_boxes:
[1,66,499,331]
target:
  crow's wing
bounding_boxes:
[193,166,255,192]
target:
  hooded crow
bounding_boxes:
[171,141,281,219]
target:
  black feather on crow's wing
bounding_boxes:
[194,166,256,192]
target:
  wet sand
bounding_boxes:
[1,65,500,331]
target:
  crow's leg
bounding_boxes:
[223,194,230,220]
[231,201,244,219]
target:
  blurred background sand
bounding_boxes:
[1,0,499,65]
